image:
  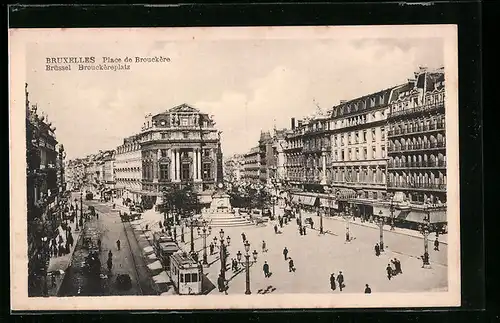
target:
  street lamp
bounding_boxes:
[341,205,351,241]
[388,193,395,231]
[236,241,258,295]
[418,213,434,268]
[197,220,212,266]
[376,213,385,252]
[180,221,185,243]
[187,217,195,254]
[79,192,83,229]
[219,229,227,281]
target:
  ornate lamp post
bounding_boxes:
[297,198,302,223]
[197,220,212,266]
[79,191,83,228]
[187,217,195,254]
[388,192,395,230]
[180,220,185,243]
[236,241,258,295]
[376,212,385,252]
[418,211,434,268]
[219,229,227,281]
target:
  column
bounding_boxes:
[153,149,160,183]
[175,149,181,181]
[321,152,327,184]
[170,149,175,180]
[197,149,202,181]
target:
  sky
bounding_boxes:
[26,36,444,160]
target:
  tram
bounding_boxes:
[170,251,203,295]
[152,232,179,270]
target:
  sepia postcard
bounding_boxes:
[9,25,460,311]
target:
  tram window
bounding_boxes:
[185,274,192,283]
[190,273,198,282]
[180,274,184,283]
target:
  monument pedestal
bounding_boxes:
[201,189,253,227]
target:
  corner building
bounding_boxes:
[139,103,220,204]
[387,68,446,205]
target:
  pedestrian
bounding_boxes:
[116,239,121,250]
[393,258,402,275]
[330,273,337,291]
[57,244,62,257]
[107,257,113,272]
[298,226,303,235]
[274,224,278,234]
[159,221,163,229]
[97,239,102,251]
[210,242,214,255]
[434,238,440,251]
[58,235,63,245]
[337,271,344,291]
[96,212,99,220]
[279,218,283,228]
[217,274,225,292]
[386,263,393,280]
[374,243,380,256]
[364,284,372,294]
[346,231,350,242]
[68,233,74,247]
[303,226,307,235]
[283,247,288,260]
[108,250,113,260]
[262,240,267,253]
[65,240,70,254]
[288,258,295,272]
[241,232,246,242]
[263,261,270,278]
[310,220,314,230]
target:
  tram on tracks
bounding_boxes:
[152,232,179,270]
[170,251,203,295]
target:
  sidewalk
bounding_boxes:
[297,209,447,245]
[46,220,82,296]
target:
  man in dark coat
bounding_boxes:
[337,271,344,291]
[274,224,278,234]
[217,274,225,292]
[288,258,295,272]
[263,261,270,278]
[375,243,380,256]
[364,284,372,293]
[386,264,393,280]
[394,258,402,274]
[283,247,288,260]
[434,238,440,251]
[241,232,246,242]
[303,226,307,235]
[330,273,337,291]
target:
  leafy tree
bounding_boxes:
[161,184,199,224]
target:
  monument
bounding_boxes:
[201,132,253,227]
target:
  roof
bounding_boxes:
[167,103,200,114]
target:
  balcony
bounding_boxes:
[387,160,447,169]
[388,141,446,153]
[387,182,446,191]
[302,145,331,153]
[387,102,445,119]
[387,122,445,138]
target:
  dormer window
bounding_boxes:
[160,119,166,126]
[370,98,375,107]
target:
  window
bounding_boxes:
[181,163,190,181]
[161,132,170,139]
[355,132,359,143]
[341,150,345,161]
[356,148,359,160]
[363,147,368,160]
[372,112,376,120]
[203,149,210,157]
[183,132,189,139]
[334,135,337,146]
[348,133,351,144]
[372,146,376,159]
[159,164,169,180]
[190,273,198,282]
[334,151,338,161]
[372,128,376,141]
[161,149,168,158]
[363,130,367,142]
[381,127,385,139]
[348,149,352,160]
[341,134,344,146]
[381,146,386,158]
[203,163,211,179]
[180,274,184,283]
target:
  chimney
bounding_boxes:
[419,66,428,73]
[408,78,416,88]
[340,100,347,104]
[291,117,296,130]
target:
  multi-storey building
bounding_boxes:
[114,134,142,203]
[328,87,398,218]
[384,67,447,227]
[243,146,261,184]
[224,154,245,184]
[258,131,275,184]
[25,83,63,297]
[101,150,115,200]
[139,103,220,206]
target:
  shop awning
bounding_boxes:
[129,189,160,197]
[336,189,356,200]
[291,194,302,203]
[300,196,318,206]
[319,198,339,209]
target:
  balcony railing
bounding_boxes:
[388,141,446,152]
[387,122,445,137]
[388,102,444,119]
[387,182,446,191]
[302,145,331,153]
[387,160,447,169]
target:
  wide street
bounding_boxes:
[58,193,156,296]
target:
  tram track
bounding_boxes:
[121,219,145,295]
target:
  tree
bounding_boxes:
[161,184,199,225]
